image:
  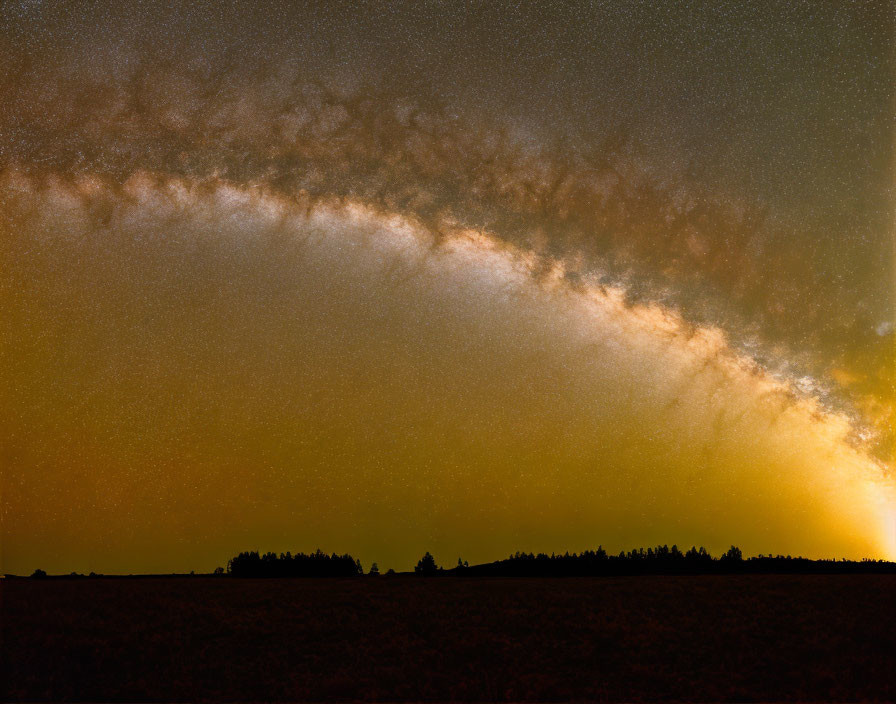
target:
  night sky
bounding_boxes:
[1,0,893,574]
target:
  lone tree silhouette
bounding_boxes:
[369,562,379,576]
[415,552,439,575]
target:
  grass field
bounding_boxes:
[3,575,895,701]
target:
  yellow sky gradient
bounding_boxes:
[2,172,892,573]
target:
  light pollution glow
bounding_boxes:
[1,1,893,573]
[1,170,893,573]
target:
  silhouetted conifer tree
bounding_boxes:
[415,552,439,575]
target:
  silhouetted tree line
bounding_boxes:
[226,550,363,577]
[222,545,894,578]
[20,545,896,578]
[451,545,896,577]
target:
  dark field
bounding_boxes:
[3,575,895,702]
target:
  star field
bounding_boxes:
[1,0,893,573]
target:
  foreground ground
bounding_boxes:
[3,575,895,701]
